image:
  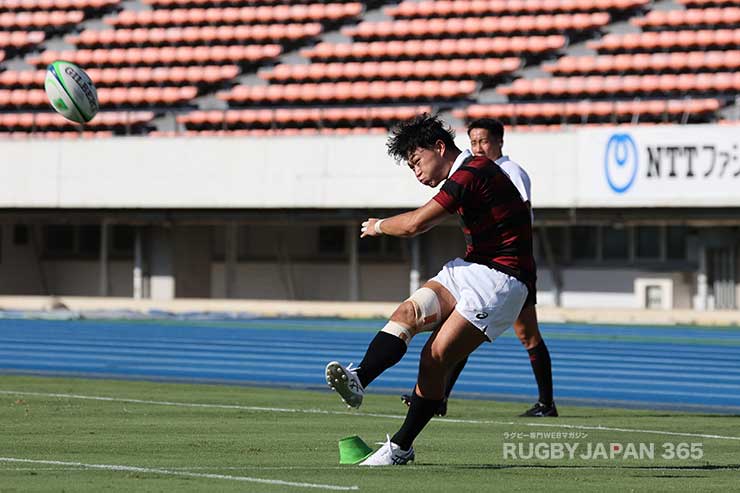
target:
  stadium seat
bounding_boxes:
[68,23,323,47]
[105,3,363,28]
[385,0,649,17]
[454,98,723,125]
[259,58,521,83]
[632,7,740,29]
[343,13,609,40]
[545,50,740,75]
[301,36,565,61]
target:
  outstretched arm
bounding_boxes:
[361,198,450,238]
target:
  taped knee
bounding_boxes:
[381,321,414,346]
[407,287,441,333]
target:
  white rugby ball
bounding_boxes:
[44,60,99,124]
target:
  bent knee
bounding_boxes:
[390,300,417,329]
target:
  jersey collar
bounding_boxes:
[447,149,473,179]
[494,155,510,165]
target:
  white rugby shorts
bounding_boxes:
[430,257,528,342]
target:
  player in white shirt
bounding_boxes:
[401,118,557,418]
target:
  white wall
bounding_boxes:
[2,125,737,210]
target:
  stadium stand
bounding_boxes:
[0,0,737,136]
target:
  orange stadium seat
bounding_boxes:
[259,58,521,83]
[0,10,84,29]
[1,0,119,10]
[28,44,281,67]
[500,71,740,98]
[301,36,565,61]
[589,29,740,53]
[385,0,649,17]
[218,80,476,104]
[0,30,45,48]
[105,3,362,28]
[633,7,740,29]
[545,50,740,74]
[344,13,609,40]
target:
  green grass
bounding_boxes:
[0,376,738,492]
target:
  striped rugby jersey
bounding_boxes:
[432,154,537,290]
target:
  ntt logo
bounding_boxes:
[604,133,639,193]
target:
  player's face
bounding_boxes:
[469,128,502,161]
[406,142,447,188]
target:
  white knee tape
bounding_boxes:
[381,321,414,346]
[407,287,441,333]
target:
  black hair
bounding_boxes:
[466,118,504,141]
[386,113,456,164]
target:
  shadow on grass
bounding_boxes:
[420,464,740,471]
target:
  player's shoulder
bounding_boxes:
[498,157,530,178]
[458,155,503,174]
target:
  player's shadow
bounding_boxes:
[630,413,740,418]
[532,413,740,419]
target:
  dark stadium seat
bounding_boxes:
[678,0,739,7]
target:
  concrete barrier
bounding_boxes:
[1,296,739,327]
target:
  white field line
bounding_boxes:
[2,389,739,442]
[0,458,358,491]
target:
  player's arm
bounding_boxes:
[361,199,449,238]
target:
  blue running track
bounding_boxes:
[1,317,739,413]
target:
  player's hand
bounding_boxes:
[360,218,381,238]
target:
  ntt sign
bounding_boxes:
[582,126,740,206]
[604,133,639,194]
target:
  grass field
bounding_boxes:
[1,376,738,492]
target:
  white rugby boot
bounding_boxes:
[325,361,365,408]
[359,435,415,466]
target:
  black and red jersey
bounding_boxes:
[433,154,537,289]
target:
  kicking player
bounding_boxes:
[401,118,556,418]
[325,114,536,465]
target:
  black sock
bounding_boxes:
[445,357,468,399]
[355,331,407,388]
[392,392,442,451]
[527,341,553,405]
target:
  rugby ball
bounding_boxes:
[44,60,99,124]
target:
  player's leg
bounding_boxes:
[325,280,455,408]
[361,312,487,466]
[401,356,466,416]
[361,264,529,465]
[514,304,557,417]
